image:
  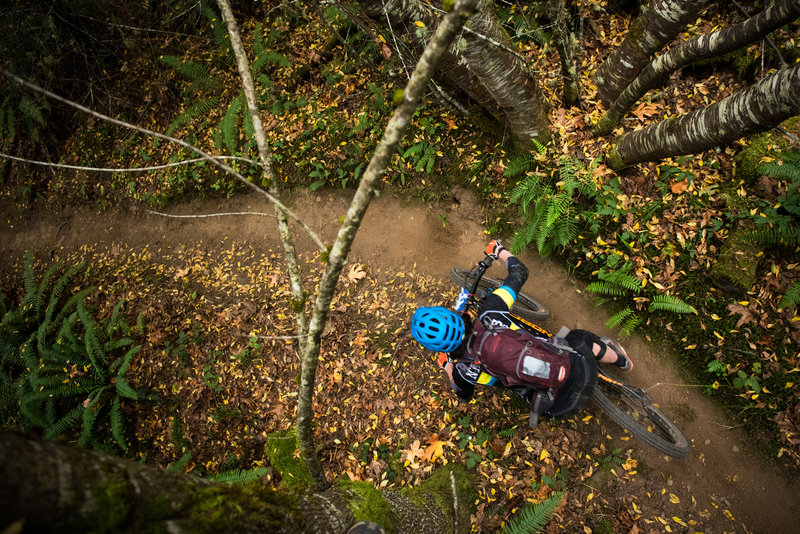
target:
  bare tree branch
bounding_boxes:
[0,153,261,172]
[147,210,274,219]
[0,69,327,253]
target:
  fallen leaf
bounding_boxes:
[348,263,366,283]
[727,303,755,328]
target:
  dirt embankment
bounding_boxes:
[1,188,798,532]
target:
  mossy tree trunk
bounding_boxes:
[595,0,800,135]
[594,0,711,106]
[0,431,476,534]
[607,61,800,169]
[359,0,550,148]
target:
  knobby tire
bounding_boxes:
[449,267,549,320]
[591,373,690,459]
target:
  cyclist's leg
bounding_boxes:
[566,329,633,371]
[547,353,598,418]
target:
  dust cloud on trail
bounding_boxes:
[2,187,798,531]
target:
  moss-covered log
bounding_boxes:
[0,431,477,533]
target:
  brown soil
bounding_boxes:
[2,187,799,533]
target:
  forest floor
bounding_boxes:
[1,187,798,533]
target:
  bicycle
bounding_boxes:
[448,253,691,459]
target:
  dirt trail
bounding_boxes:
[2,188,799,532]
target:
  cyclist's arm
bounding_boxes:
[446,361,479,401]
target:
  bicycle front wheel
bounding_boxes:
[449,267,549,320]
[591,371,690,459]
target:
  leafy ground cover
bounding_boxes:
[5,0,794,470]
[0,239,758,532]
[2,0,800,530]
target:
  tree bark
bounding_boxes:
[594,0,711,107]
[296,0,480,493]
[358,0,550,147]
[596,0,800,135]
[607,61,800,169]
[549,0,581,107]
[0,431,475,533]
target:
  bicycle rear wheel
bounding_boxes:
[449,267,549,320]
[591,369,690,459]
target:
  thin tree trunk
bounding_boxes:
[607,61,800,169]
[594,0,711,107]
[359,0,550,147]
[596,0,800,135]
[549,0,581,107]
[0,431,474,533]
[296,0,480,492]
[216,0,309,353]
[458,0,550,147]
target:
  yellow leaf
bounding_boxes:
[673,517,688,527]
[540,449,550,461]
[669,493,680,504]
[586,492,594,502]
[414,20,426,27]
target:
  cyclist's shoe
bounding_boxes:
[601,337,633,372]
[347,522,386,534]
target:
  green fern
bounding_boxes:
[211,467,270,484]
[504,153,538,178]
[619,314,643,338]
[587,281,629,297]
[606,307,635,329]
[204,5,234,64]
[742,225,800,247]
[166,97,220,137]
[509,154,595,256]
[648,294,697,314]
[758,152,800,181]
[780,281,800,309]
[159,56,221,92]
[503,491,564,534]
[221,93,244,152]
[1,252,146,454]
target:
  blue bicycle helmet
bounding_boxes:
[411,306,465,352]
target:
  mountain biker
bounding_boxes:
[410,240,633,426]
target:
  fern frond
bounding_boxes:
[78,388,107,448]
[779,281,800,309]
[504,153,537,178]
[619,314,643,338]
[19,95,45,126]
[221,93,244,152]
[168,450,193,472]
[44,404,84,439]
[606,308,635,329]
[759,156,800,181]
[587,281,628,297]
[166,97,219,136]
[503,491,563,534]
[78,301,107,378]
[159,56,220,91]
[110,395,128,452]
[402,143,424,158]
[648,294,697,314]
[599,269,642,294]
[211,467,269,484]
[741,225,800,247]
